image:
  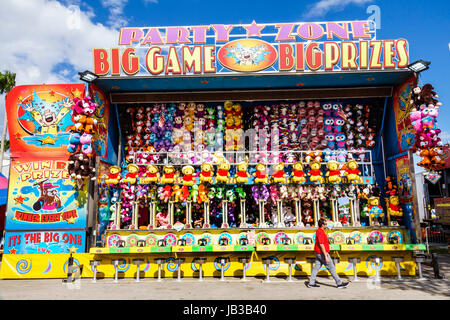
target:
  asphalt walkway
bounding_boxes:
[0,254,448,301]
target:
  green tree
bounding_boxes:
[1,70,16,171]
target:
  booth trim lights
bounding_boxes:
[1,19,438,280]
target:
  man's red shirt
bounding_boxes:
[314,227,330,254]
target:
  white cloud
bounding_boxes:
[303,0,374,18]
[100,0,129,29]
[0,0,119,132]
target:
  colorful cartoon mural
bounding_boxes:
[393,76,416,152]
[5,158,88,231]
[5,84,85,157]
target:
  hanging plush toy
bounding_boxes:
[254,163,269,184]
[160,164,177,184]
[344,159,361,183]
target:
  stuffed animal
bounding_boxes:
[326,160,341,183]
[368,196,384,220]
[104,165,122,185]
[421,105,439,130]
[122,164,139,184]
[141,164,159,184]
[199,162,214,184]
[344,159,361,183]
[254,163,269,184]
[67,132,81,154]
[272,162,287,183]
[292,161,306,184]
[235,158,250,183]
[181,165,195,186]
[160,164,177,184]
[387,195,403,225]
[215,158,231,184]
[308,160,324,184]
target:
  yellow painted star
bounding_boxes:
[68,246,78,254]
[72,88,83,99]
[67,217,76,224]
[39,136,57,145]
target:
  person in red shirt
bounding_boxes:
[306,219,349,288]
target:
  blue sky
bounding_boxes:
[1,0,449,149]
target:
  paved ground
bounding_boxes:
[0,254,448,301]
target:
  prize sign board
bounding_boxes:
[93,20,409,77]
[5,158,88,231]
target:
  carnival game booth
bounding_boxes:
[1,20,435,280]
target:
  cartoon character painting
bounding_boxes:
[32,180,62,211]
[19,92,72,135]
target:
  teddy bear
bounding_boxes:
[292,161,306,184]
[254,163,269,184]
[160,164,177,184]
[326,160,341,183]
[140,164,159,184]
[121,164,139,185]
[387,195,403,225]
[308,160,324,184]
[235,158,250,183]
[344,159,361,183]
[368,196,384,223]
[67,152,85,179]
[199,162,214,184]
[215,158,231,184]
[181,165,195,186]
[272,162,287,183]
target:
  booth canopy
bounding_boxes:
[92,69,415,103]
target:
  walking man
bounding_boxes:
[306,219,349,288]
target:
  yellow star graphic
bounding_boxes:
[68,246,78,254]
[39,136,57,145]
[72,88,83,99]
[67,217,76,224]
